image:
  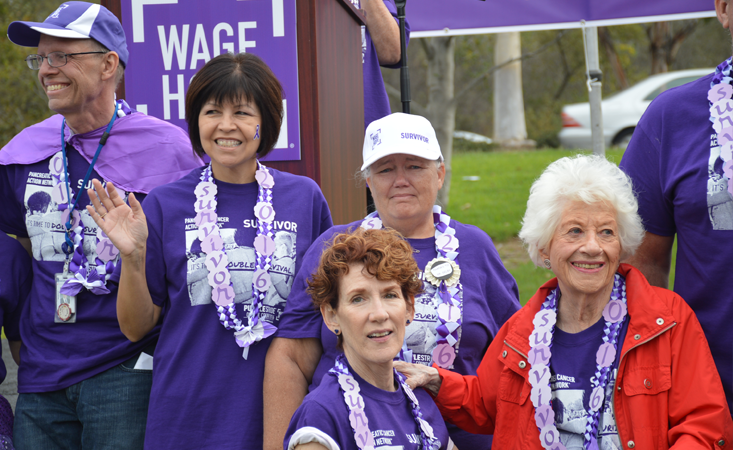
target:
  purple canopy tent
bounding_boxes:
[401,0,716,154]
[406,0,714,37]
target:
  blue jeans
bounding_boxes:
[14,358,152,450]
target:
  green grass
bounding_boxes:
[445,147,626,242]
[444,146,676,304]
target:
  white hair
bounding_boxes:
[518,154,644,267]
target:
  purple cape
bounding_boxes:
[0,110,201,194]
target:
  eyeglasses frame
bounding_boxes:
[25,51,109,70]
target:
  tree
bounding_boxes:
[646,21,698,74]
[0,0,97,147]
[422,37,456,206]
[493,32,534,149]
[599,27,629,89]
[384,32,563,205]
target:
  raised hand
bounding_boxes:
[86,179,148,259]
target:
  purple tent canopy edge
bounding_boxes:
[407,0,715,37]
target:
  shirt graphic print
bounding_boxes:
[184,215,297,324]
[551,369,621,450]
[24,171,126,264]
[405,270,461,366]
[707,132,733,229]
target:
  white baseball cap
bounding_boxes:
[361,113,443,171]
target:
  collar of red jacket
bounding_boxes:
[504,263,676,361]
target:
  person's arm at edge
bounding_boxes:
[431,320,510,435]
[397,322,507,435]
[361,0,401,65]
[116,236,161,341]
[263,337,323,450]
[622,232,674,289]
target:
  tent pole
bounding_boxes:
[395,0,410,114]
[584,25,604,156]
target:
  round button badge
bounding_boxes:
[57,303,73,322]
[430,260,454,280]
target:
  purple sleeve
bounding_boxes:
[619,114,676,237]
[141,191,169,308]
[283,397,340,449]
[0,165,29,237]
[275,230,338,339]
[0,234,32,341]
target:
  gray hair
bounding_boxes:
[89,39,125,88]
[356,158,443,184]
[518,154,644,267]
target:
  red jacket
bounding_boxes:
[435,264,732,449]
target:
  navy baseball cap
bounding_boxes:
[7,2,129,67]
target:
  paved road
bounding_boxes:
[0,340,18,411]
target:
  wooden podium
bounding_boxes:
[102,0,366,226]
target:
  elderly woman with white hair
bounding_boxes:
[396,155,733,449]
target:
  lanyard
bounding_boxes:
[60,101,119,253]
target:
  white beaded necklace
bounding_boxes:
[194,162,277,359]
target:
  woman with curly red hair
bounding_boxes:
[284,228,453,450]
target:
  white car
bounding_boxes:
[558,68,712,149]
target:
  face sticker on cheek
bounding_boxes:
[254,125,260,140]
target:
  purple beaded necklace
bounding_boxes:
[709,58,733,197]
[527,273,627,450]
[195,162,277,359]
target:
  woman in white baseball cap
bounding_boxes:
[265,112,521,450]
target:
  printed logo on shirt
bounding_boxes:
[371,429,397,447]
[707,132,733,230]
[24,171,125,263]
[551,369,621,450]
[184,216,298,325]
[404,271,454,367]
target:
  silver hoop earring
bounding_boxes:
[543,259,551,269]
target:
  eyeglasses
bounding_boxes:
[25,51,108,70]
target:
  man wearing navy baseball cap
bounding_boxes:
[1,2,201,448]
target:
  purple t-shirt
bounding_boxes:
[362,0,410,128]
[277,220,520,449]
[142,167,332,449]
[619,72,733,413]
[0,150,159,392]
[0,233,32,384]
[550,316,628,449]
[285,359,451,450]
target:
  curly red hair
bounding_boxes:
[307,228,422,315]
